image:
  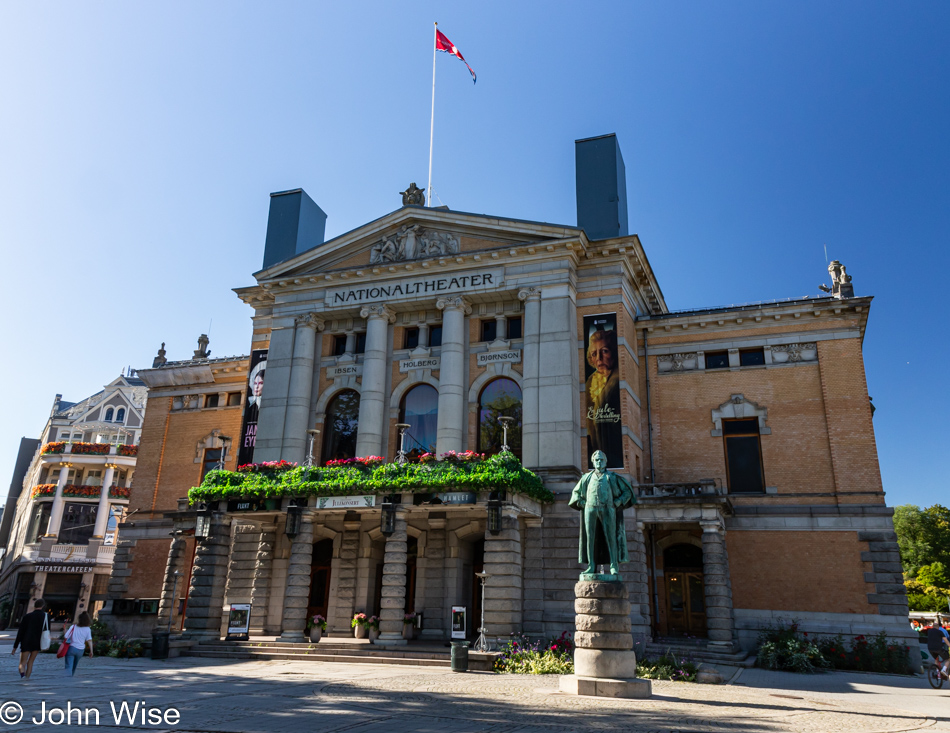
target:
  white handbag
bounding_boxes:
[39,613,51,651]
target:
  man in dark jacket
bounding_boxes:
[11,598,47,679]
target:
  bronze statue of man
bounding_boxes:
[568,450,636,578]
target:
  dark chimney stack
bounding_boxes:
[262,188,327,270]
[575,134,629,241]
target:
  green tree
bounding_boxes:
[893,504,950,577]
[917,562,950,589]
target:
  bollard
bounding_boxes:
[151,631,170,660]
[450,640,470,672]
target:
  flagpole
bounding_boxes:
[427,21,437,208]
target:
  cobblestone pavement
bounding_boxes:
[0,639,946,733]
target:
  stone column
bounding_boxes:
[518,288,541,468]
[420,515,446,639]
[377,510,408,645]
[537,285,581,470]
[155,535,188,632]
[282,313,324,464]
[419,323,430,348]
[435,296,471,455]
[183,514,232,640]
[91,464,116,539]
[356,305,395,458]
[249,525,276,635]
[627,521,652,639]
[224,524,259,618]
[44,460,73,542]
[344,331,356,355]
[279,513,314,642]
[482,512,523,640]
[701,520,736,651]
[522,518,544,636]
[328,518,360,634]
[253,323,295,462]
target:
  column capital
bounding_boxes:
[700,519,724,534]
[360,304,396,323]
[436,296,471,315]
[294,312,326,331]
[518,287,541,303]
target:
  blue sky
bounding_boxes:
[0,2,947,508]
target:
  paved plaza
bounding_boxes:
[1,635,947,732]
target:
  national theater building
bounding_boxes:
[102,134,913,654]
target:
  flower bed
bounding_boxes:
[756,621,911,674]
[116,444,138,457]
[109,486,131,499]
[190,451,552,504]
[494,632,574,674]
[70,442,111,455]
[31,484,57,499]
[636,653,699,681]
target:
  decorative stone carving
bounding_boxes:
[359,304,397,323]
[710,394,770,437]
[819,259,855,299]
[657,352,698,372]
[400,182,425,206]
[435,295,472,315]
[770,342,817,363]
[193,334,210,359]
[152,342,167,368]
[369,226,460,264]
[517,287,541,303]
[294,313,325,331]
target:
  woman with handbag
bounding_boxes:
[10,598,49,680]
[62,612,94,677]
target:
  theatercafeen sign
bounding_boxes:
[33,560,97,573]
[326,269,503,306]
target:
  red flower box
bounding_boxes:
[70,442,111,455]
[117,444,138,457]
[41,442,66,455]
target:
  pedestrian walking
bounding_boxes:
[11,599,48,679]
[62,612,94,677]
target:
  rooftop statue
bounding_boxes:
[400,182,426,206]
[568,450,636,580]
[819,259,855,299]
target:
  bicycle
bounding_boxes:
[927,653,948,689]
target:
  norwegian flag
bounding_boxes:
[436,29,476,84]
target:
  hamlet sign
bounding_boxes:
[325,269,503,306]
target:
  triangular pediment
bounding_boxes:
[256,206,585,280]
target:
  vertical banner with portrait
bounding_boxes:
[583,313,624,468]
[237,349,268,467]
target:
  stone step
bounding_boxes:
[194,643,448,661]
[645,641,754,667]
[182,649,450,666]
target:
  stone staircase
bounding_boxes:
[645,638,755,667]
[181,639,498,671]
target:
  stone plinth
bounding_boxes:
[559,580,651,699]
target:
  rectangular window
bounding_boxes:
[227,392,242,407]
[202,448,222,479]
[84,469,103,487]
[404,328,420,350]
[332,335,347,356]
[480,319,497,342]
[704,351,729,369]
[27,503,52,544]
[204,394,219,409]
[739,347,765,367]
[59,502,98,545]
[723,418,765,493]
[430,326,443,347]
[355,332,366,354]
[506,316,522,340]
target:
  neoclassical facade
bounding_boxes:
[107,136,912,653]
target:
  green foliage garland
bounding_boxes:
[189,452,552,504]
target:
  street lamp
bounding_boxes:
[380,495,397,535]
[474,572,491,652]
[305,429,320,467]
[395,424,411,464]
[215,436,232,471]
[498,416,514,453]
[487,491,503,536]
[285,504,304,539]
[195,507,213,540]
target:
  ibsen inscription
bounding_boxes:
[325,269,503,306]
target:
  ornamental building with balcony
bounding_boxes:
[0,374,143,627]
[103,134,913,660]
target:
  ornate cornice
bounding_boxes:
[294,313,326,332]
[436,296,472,315]
[518,287,541,303]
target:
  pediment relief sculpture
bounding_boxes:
[369,225,461,265]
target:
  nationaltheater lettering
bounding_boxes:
[326,269,502,306]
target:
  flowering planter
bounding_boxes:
[354,624,367,639]
[368,628,380,643]
[402,624,415,641]
[309,627,322,643]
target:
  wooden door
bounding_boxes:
[307,539,333,624]
[665,571,707,637]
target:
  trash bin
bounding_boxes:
[151,631,170,660]
[450,641,470,672]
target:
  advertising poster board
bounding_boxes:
[451,606,467,639]
[582,313,624,468]
[237,349,268,466]
[226,603,251,640]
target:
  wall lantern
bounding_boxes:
[487,491,503,535]
[285,503,304,539]
[195,507,213,540]
[380,495,397,536]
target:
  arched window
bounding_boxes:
[104,408,114,422]
[115,408,126,423]
[322,390,360,463]
[478,378,522,458]
[399,384,438,458]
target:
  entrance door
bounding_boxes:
[308,540,333,624]
[663,544,707,637]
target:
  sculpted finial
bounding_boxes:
[400,182,426,206]
[819,259,855,299]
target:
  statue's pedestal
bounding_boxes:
[559,580,652,699]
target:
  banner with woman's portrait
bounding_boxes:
[237,349,267,466]
[583,314,623,468]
